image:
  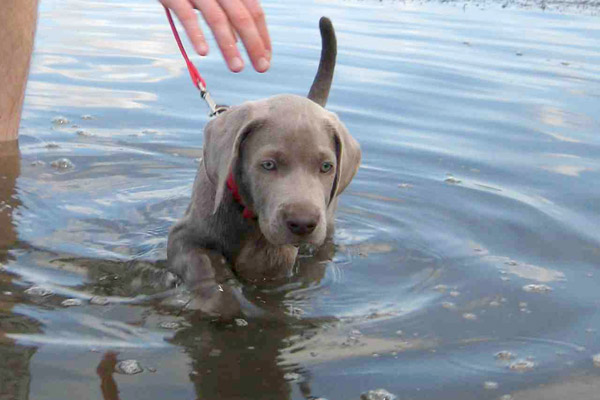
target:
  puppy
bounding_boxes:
[167,17,361,316]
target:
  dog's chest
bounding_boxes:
[232,232,299,282]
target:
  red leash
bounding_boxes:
[165,7,252,218]
[163,6,225,116]
[164,6,206,90]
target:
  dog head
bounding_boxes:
[202,18,361,247]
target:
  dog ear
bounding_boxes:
[328,113,361,201]
[203,103,263,214]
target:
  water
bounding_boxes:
[1,0,600,399]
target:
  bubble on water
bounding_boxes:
[52,116,69,125]
[90,296,109,305]
[45,142,60,149]
[593,354,600,368]
[235,318,248,327]
[495,351,515,361]
[61,298,83,307]
[360,388,397,400]
[398,183,412,188]
[444,175,461,184]
[509,359,535,371]
[433,284,447,292]
[81,114,94,120]
[489,301,501,307]
[3,291,12,296]
[50,158,74,170]
[483,381,499,390]
[462,313,477,321]
[499,395,513,400]
[283,372,302,382]
[395,330,403,336]
[31,160,45,167]
[286,304,305,318]
[147,367,157,373]
[523,284,552,293]
[442,301,456,310]
[25,286,53,297]
[159,321,181,330]
[449,290,460,297]
[115,359,143,375]
[519,302,528,308]
[76,129,94,137]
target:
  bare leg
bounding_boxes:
[0,0,38,142]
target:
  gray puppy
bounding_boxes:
[167,18,361,316]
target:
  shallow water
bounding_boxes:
[1,0,600,399]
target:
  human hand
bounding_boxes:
[159,0,271,73]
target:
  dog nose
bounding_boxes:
[286,216,318,236]
[283,203,321,236]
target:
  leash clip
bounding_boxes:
[199,87,228,117]
[165,6,227,119]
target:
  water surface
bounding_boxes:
[1,0,600,399]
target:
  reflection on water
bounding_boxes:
[0,143,38,400]
[1,0,600,399]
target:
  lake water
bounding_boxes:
[1,0,599,399]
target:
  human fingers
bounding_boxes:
[239,0,271,61]
[191,0,245,72]
[160,0,208,55]
[216,0,269,71]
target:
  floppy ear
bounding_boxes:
[203,103,263,214]
[328,113,361,201]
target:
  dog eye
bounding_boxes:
[261,160,277,171]
[320,161,334,173]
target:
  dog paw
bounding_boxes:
[185,280,242,319]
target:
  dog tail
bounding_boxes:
[307,17,337,107]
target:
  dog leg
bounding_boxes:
[168,230,243,318]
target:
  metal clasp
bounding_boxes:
[200,89,228,117]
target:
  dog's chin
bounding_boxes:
[259,223,326,248]
[264,233,325,247]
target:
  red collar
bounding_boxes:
[226,172,256,219]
